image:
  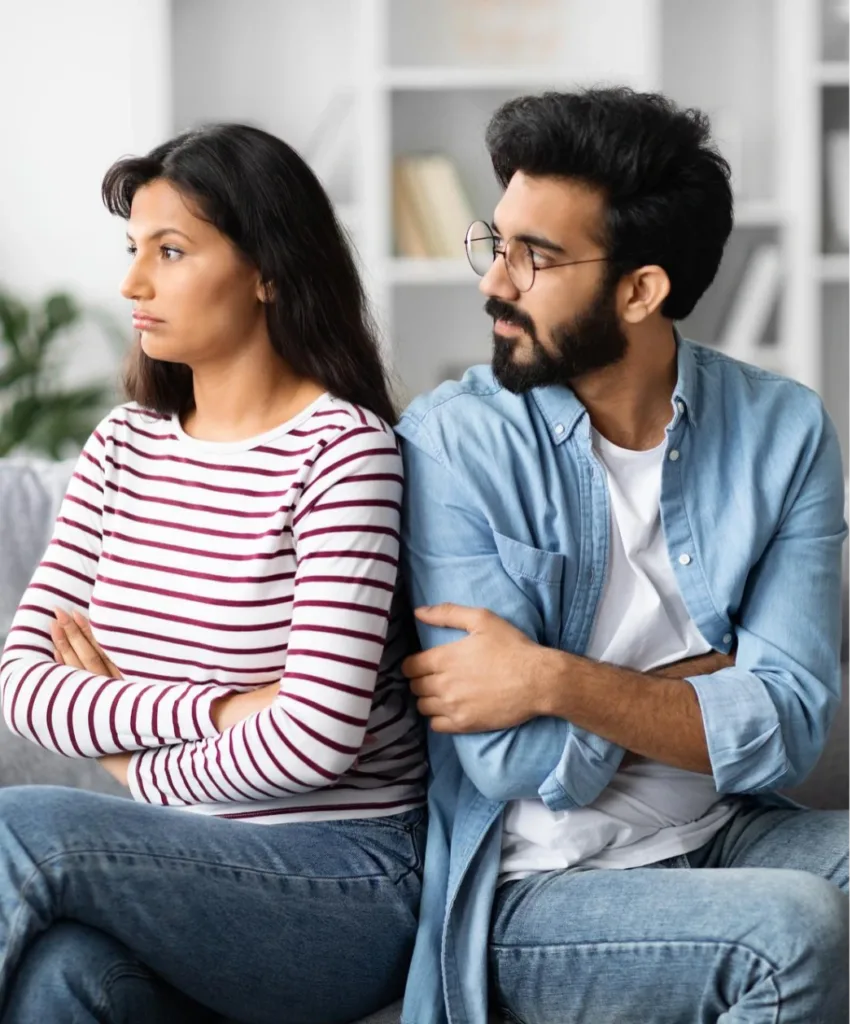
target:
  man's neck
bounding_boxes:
[571,323,678,451]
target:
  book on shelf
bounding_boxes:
[716,243,782,362]
[393,154,475,259]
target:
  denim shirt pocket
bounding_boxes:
[493,530,565,648]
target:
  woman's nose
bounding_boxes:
[120,259,153,302]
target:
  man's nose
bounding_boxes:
[479,253,519,302]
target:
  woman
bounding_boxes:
[0,124,426,1024]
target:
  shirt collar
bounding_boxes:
[530,328,698,445]
[672,328,699,428]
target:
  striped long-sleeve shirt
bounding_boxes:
[0,395,426,823]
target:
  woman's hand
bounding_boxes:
[51,609,130,785]
[51,608,122,678]
[98,753,132,786]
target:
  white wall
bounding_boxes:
[0,0,172,383]
[171,0,355,200]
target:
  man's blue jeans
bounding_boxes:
[490,797,848,1023]
[0,785,425,1023]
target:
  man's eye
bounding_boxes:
[530,250,549,268]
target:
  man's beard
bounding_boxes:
[487,281,628,394]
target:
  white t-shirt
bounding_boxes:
[499,429,737,880]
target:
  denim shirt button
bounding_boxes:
[554,423,565,437]
[678,553,692,566]
[723,632,733,644]
[669,449,680,462]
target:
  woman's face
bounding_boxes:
[120,179,266,366]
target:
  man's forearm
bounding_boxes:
[536,649,712,774]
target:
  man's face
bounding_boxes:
[479,172,629,393]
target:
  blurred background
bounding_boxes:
[0,0,848,456]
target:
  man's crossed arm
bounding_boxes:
[403,603,732,775]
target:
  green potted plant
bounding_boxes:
[0,290,118,459]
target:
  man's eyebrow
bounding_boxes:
[490,222,566,254]
[125,227,193,243]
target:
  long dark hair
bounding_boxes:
[485,88,734,320]
[102,123,397,425]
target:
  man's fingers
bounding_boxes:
[415,697,444,719]
[408,669,442,695]
[414,603,491,634]
[402,651,442,680]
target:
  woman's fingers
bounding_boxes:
[71,611,123,678]
[53,608,111,676]
[50,619,84,669]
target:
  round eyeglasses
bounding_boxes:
[464,219,612,293]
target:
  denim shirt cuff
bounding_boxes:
[538,730,625,811]
[688,669,789,793]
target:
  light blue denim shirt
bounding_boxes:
[395,336,847,1024]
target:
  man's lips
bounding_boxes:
[494,318,525,335]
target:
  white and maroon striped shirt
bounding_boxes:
[0,395,426,824]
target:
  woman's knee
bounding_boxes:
[4,921,205,1024]
[4,921,139,1021]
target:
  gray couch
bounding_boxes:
[0,458,847,1024]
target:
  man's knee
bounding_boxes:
[748,869,848,966]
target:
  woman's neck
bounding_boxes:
[182,335,326,443]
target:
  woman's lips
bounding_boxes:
[132,313,164,330]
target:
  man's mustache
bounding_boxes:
[484,297,536,336]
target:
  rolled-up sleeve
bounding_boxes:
[689,407,847,793]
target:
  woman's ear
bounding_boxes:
[256,279,276,304]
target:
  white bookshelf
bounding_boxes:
[817,61,851,86]
[381,66,654,91]
[387,259,472,285]
[170,0,847,455]
[821,254,852,282]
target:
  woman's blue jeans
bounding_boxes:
[0,785,425,1024]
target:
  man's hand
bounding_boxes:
[210,682,280,731]
[402,604,546,733]
[403,603,736,752]
[51,608,122,677]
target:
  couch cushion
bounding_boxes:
[352,1003,401,1024]
[0,456,124,795]
[0,456,76,643]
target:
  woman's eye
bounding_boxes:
[125,245,137,257]
[161,246,183,261]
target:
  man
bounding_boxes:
[396,88,849,1024]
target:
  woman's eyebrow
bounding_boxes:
[125,227,194,243]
